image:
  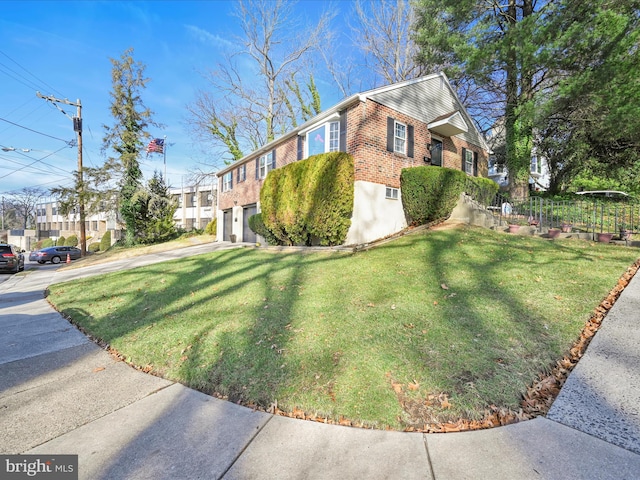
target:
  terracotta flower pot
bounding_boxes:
[597,233,614,243]
[548,229,561,239]
[508,224,520,234]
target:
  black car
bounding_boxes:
[29,246,82,264]
[0,244,25,273]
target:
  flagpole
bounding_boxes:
[163,135,167,184]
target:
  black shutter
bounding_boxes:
[256,158,260,179]
[230,172,233,190]
[297,136,303,160]
[340,111,347,152]
[407,125,414,158]
[236,167,240,183]
[473,151,478,176]
[271,150,276,170]
[462,148,467,173]
[386,117,395,152]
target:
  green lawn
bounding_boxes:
[47,226,639,429]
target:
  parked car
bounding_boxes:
[0,244,25,273]
[29,246,82,264]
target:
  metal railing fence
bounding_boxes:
[464,184,639,235]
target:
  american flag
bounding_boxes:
[146,138,164,154]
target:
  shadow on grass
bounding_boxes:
[48,227,639,428]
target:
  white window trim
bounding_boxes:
[385,187,399,200]
[305,120,340,157]
[530,155,542,175]
[259,151,274,179]
[464,149,474,175]
[394,120,407,155]
[222,172,233,192]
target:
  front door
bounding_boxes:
[242,205,257,243]
[431,139,443,166]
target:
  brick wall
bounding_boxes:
[218,98,488,210]
[218,134,298,211]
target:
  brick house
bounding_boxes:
[216,72,489,246]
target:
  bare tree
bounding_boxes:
[351,0,426,85]
[8,187,45,229]
[187,0,332,167]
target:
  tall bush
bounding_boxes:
[248,213,280,245]
[204,218,217,235]
[260,152,354,246]
[56,236,66,246]
[100,231,112,251]
[400,166,467,225]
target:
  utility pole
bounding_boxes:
[36,92,86,256]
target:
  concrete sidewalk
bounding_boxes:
[1,241,640,479]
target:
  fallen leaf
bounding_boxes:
[93,367,105,373]
[441,283,449,290]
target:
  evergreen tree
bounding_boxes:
[413,0,544,198]
[137,171,177,243]
[536,0,640,194]
[102,48,160,245]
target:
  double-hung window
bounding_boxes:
[307,121,340,157]
[530,156,541,175]
[222,172,233,192]
[258,151,275,179]
[394,121,407,154]
[386,117,413,157]
[463,148,477,176]
[237,164,246,183]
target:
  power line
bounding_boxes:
[0,50,64,98]
[0,150,75,178]
[0,145,73,180]
[0,116,73,144]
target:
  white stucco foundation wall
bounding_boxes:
[344,181,408,246]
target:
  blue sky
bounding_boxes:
[0,0,354,197]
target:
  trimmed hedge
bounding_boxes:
[65,235,79,247]
[248,213,279,245]
[100,231,111,252]
[400,166,468,225]
[88,243,101,253]
[260,152,354,246]
[56,236,66,246]
[466,176,499,206]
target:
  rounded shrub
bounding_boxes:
[56,236,66,246]
[100,231,112,252]
[65,235,79,247]
[88,243,101,253]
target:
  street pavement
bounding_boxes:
[1,241,640,479]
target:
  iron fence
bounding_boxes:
[464,184,639,236]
